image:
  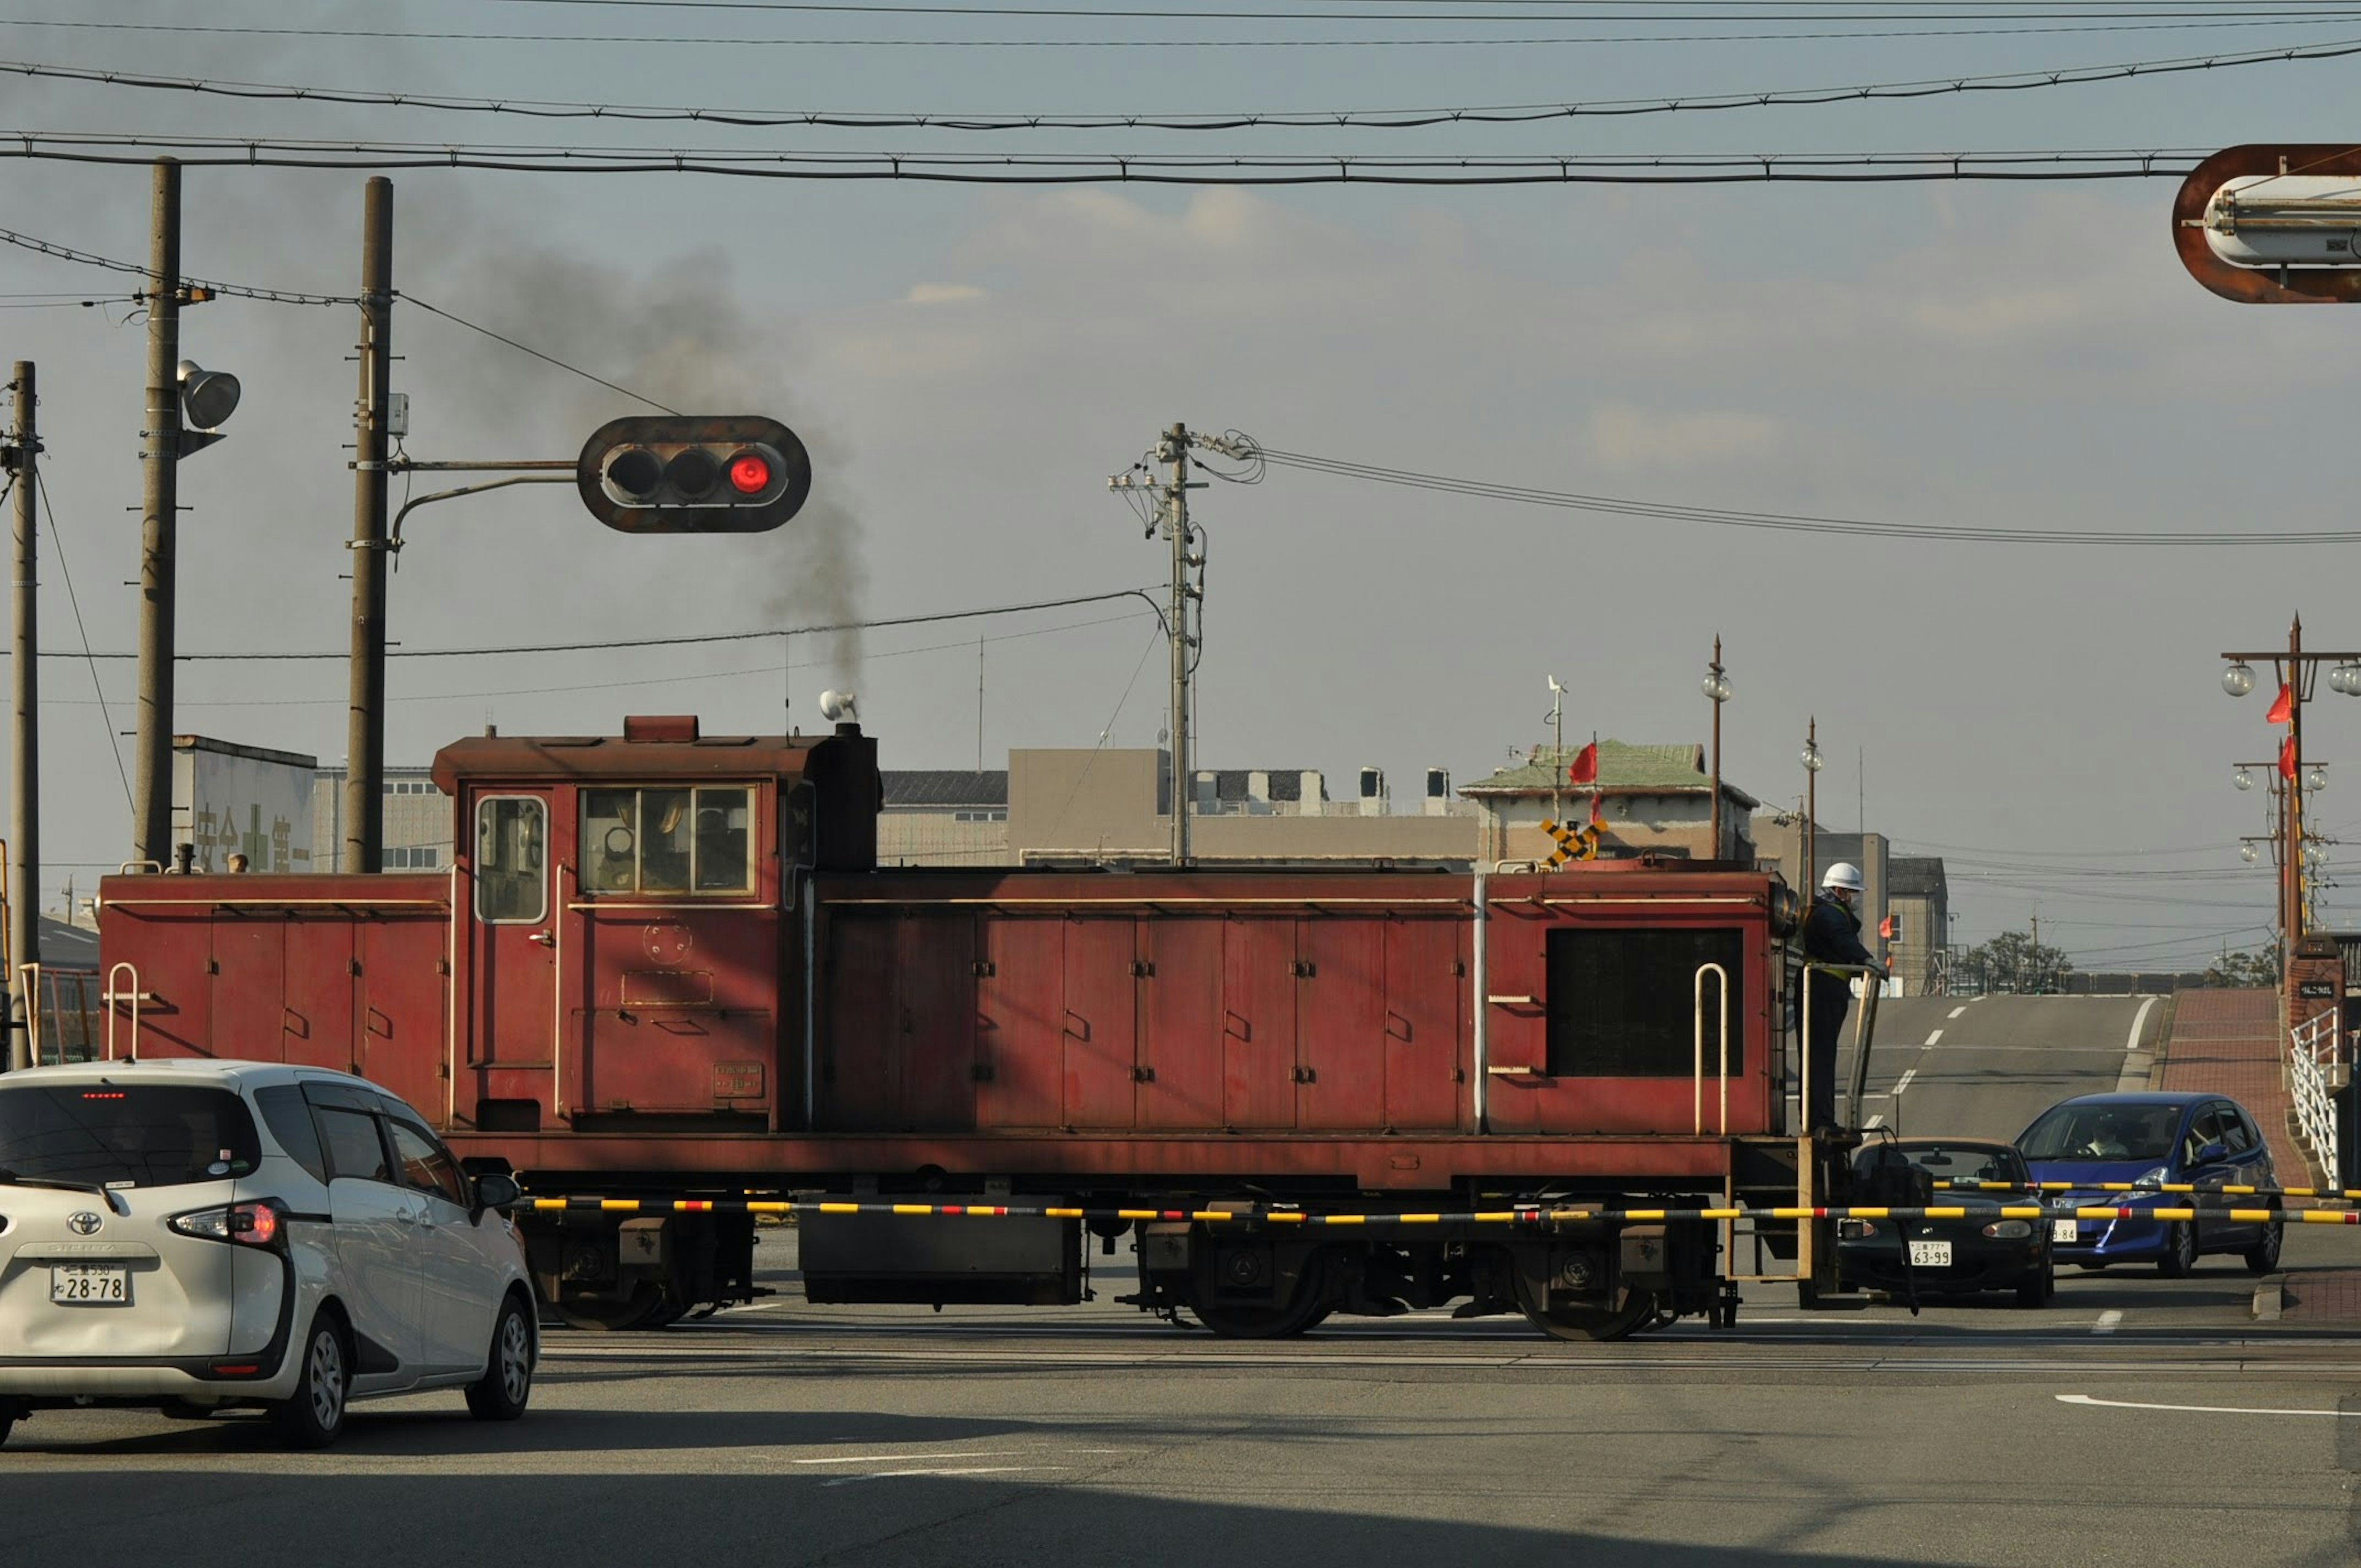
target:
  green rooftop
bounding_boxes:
[1461,740,1759,807]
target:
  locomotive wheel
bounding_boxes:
[550,1283,675,1331]
[1509,1270,1656,1342]
[1188,1257,1331,1339]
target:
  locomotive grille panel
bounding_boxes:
[1544,927,1745,1077]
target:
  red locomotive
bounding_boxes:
[97,715,1834,1340]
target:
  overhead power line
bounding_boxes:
[10,36,2354,130]
[1253,444,2361,544]
[0,222,356,304]
[474,2,2361,18]
[1,14,2355,46]
[23,588,1168,662]
[0,135,2211,184]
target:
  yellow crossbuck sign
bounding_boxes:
[1540,817,1600,866]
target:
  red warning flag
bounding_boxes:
[2280,735,2298,779]
[2268,683,2294,725]
[1878,914,1895,940]
[1588,793,1605,830]
[1567,742,1599,785]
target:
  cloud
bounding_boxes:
[905,282,986,306]
[1584,405,1787,471]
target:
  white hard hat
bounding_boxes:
[1821,861,1864,892]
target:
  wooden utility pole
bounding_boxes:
[132,158,180,867]
[344,176,393,874]
[6,362,36,1070]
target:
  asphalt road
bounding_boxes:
[10,994,2357,1565]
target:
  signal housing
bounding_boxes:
[577,415,812,533]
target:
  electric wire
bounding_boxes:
[0,223,357,306]
[30,470,133,819]
[1255,444,2361,544]
[3,33,2354,127]
[401,295,681,414]
[0,135,2215,184]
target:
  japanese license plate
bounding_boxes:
[50,1266,127,1304]
[2051,1220,2079,1243]
[1908,1240,1952,1268]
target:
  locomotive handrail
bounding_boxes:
[552,860,571,1122]
[115,860,162,876]
[1536,896,1764,908]
[818,895,1477,908]
[92,894,448,910]
[567,900,775,914]
[101,960,151,1062]
[14,961,36,1069]
[1693,961,1730,1136]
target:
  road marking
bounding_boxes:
[2058,1394,2361,1418]
[1865,1114,1884,1129]
[1894,1069,1917,1096]
[2116,995,2159,1093]
[2093,1310,2123,1336]
[1923,1029,1944,1047]
[793,1452,1022,1465]
[1947,1005,1968,1020]
[823,1467,1056,1487]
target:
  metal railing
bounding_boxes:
[15,963,101,1064]
[2290,1007,2341,1180]
[1693,962,1730,1135]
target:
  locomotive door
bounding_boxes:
[469,794,558,1093]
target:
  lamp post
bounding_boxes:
[2221,616,2360,957]
[1701,637,1730,860]
[1800,717,1824,897]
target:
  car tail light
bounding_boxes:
[169,1198,286,1250]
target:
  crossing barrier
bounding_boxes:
[520,1195,2361,1227]
[1933,1178,2359,1203]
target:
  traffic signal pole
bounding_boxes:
[344,176,392,874]
[132,158,180,868]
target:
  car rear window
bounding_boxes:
[1857,1143,2024,1186]
[0,1083,262,1188]
[2018,1103,2181,1162]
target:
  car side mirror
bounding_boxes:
[2194,1140,2229,1166]
[473,1171,522,1211]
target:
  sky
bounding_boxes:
[1,0,2359,968]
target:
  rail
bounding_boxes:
[2290,1007,2341,1181]
[102,960,151,1061]
[1693,961,1730,1135]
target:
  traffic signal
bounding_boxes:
[576,415,812,533]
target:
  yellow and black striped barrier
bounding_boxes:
[520,1196,2361,1227]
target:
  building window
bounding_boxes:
[581,785,753,897]
[379,845,441,871]
[951,809,1007,823]
[474,796,547,924]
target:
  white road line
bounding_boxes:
[2116,994,2160,1093]
[2058,1394,2361,1417]
[1923,1029,1944,1047]
[2092,1310,2123,1336]
[1947,1005,1968,1020]
[1864,1114,1884,1129]
[2124,995,2158,1054]
[1894,1069,1917,1096]
[823,1467,1056,1488]
[793,1452,1022,1465]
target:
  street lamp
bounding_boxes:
[2243,842,2261,863]
[2235,766,2256,791]
[2221,617,2361,959]
[2223,660,2258,697]
[2308,764,2331,793]
[1702,636,1730,860]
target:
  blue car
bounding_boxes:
[2015,1093,2284,1277]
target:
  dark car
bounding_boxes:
[2015,1093,2283,1276]
[1835,1138,2055,1307]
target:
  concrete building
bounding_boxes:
[312,765,449,872]
[1458,742,1759,867]
[1885,856,1952,997]
[1752,821,1894,970]
[879,769,1008,866]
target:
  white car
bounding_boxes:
[0,1059,535,1449]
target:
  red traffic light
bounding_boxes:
[727,451,772,495]
[576,416,810,534]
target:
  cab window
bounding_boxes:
[2185,1107,2226,1164]
[387,1119,469,1206]
[475,796,548,924]
[2219,1108,2256,1154]
[580,785,753,897]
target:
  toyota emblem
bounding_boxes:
[66,1211,101,1236]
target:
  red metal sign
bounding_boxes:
[2173,144,2361,304]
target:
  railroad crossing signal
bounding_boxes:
[2174,145,2361,304]
[576,415,812,533]
[1540,817,1600,867]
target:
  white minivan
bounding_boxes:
[0,1059,535,1448]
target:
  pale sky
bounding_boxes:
[2,1,2359,967]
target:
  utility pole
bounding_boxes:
[1548,676,1565,829]
[6,363,36,1071]
[1801,716,1824,898]
[132,158,180,868]
[1162,423,1196,865]
[1701,639,1729,858]
[344,176,393,875]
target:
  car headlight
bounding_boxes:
[2130,1168,2169,1194]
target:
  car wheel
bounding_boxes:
[2243,1215,2284,1275]
[465,1295,536,1422]
[2015,1261,2055,1309]
[271,1313,351,1450]
[2157,1221,2197,1279]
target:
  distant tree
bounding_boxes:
[1960,929,2074,995]
[2203,945,2282,989]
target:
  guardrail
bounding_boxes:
[2291,1007,2341,1181]
[518,1195,2359,1226]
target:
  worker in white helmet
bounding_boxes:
[1801,861,1886,1134]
